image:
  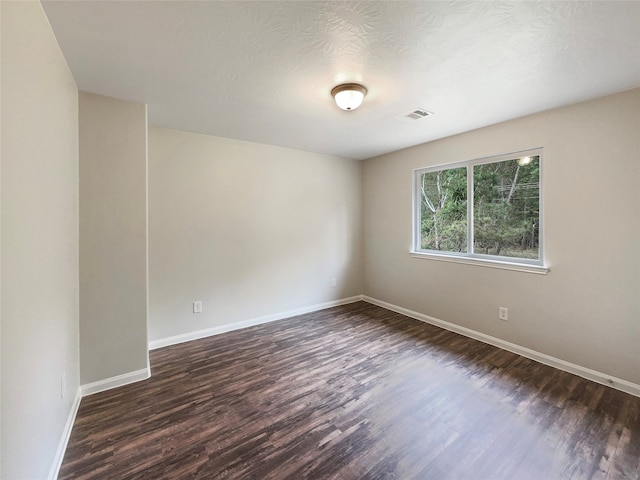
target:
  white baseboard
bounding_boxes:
[149,295,364,350]
[81,367,151,397]
[49,369,150,477]
[362,295,640,398]
[48,386,82,480]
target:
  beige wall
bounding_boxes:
[1,2,80,478]
[363,88,640,385]
[79,92,149,384]
[148,127,362,342]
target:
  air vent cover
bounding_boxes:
[399,108,434,121]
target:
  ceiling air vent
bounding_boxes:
[399,108,434,121]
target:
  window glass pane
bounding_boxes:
[419,167,467,252]
[473,156,540,259]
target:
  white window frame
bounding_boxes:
[411,148,548,274]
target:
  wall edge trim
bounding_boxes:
[48,386,82,480]
[149,295,364,350]
[81,367,151,397]
[362,295,640,398]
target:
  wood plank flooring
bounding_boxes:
[59,302,640,479]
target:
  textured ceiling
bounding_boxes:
[42,1,640,160]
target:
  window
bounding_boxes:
[412,148,545,271]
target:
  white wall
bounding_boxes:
[79,92,149,385]
[148,127,362,343]
[1,2,4,474]
[1,1,4,475]
[1,2,80,478]
[363,88,640,386]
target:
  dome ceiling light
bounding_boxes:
[331,83,367,111]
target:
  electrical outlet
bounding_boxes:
[498,307,509,321]
[61,373,66,400]
[331,278,337,288]
[193,301,203,314]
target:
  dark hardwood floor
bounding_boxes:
[59,302,640,479]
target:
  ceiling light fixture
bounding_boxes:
[331,83,367,111]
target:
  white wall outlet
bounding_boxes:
[193,301,203,314]
[498,306,509,321]
[331,278,337,288]
[61,373,66,400]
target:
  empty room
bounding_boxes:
[1,1,639,479]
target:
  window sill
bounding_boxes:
[409,251,549,275]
